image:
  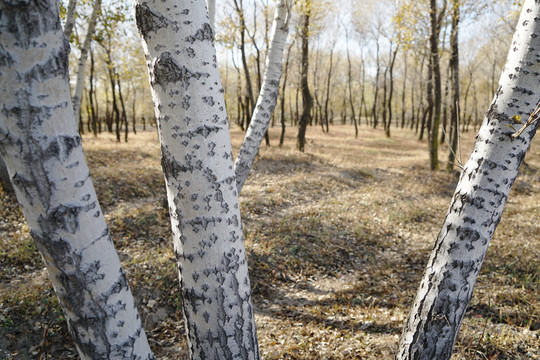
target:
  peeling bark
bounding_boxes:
[397,1,540,359]
[234,0,290,193]
[134,1,259,359]
[0,1,153,359]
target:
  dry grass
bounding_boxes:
[0,123,538,359]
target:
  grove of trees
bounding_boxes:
[0,0,538,359]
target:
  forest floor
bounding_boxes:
[0,124,539,359]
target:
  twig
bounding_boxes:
[512,101,540,139]
[36,322,51,360]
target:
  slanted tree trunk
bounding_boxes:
[297,3,312,152]
[0,2,153,358]
[234,0,290,192]
[397,1,540,358]
[63,0,77,40]
[134,1,260,359]
[71,0,102,131]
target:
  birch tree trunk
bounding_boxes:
[0,2,153,359]
[63,0,77,40]
[133,1,260,359]
[72,0,102,129]
[396,1,540,358]
[234,0,290,193]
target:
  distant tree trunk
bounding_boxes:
[323,43,335,133]
[397,2,540,358]
[345,30,358,138]
[297,4,312,152]
[134,1,260,359]
[386,43,399,137]
[71,0,102,131]
[428,0,442,170]
[401,54,408,128]
[372,40,380,129]
[234,0,256,120]
[132,86,138,135]
[447,0,460,172]
[0,2,153,358]
[360,53,368,126]
[62,0,77,40]
[421,52,434,142]
[117,76,128,143]
[109,68,120,142]
[280,39,295,146]
[234,0,290,192]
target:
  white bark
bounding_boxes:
[206,0,215,30]
[396,1,540,359]
[234,0,290,192]
[133,1,259,359]
[72,0,102,128]
[0,2,153,359]
[63,0,78,40]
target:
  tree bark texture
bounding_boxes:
[234,0,289,193]
[396,1,540,358]
[0,1,154,359]
[133,1,260,359]
[71,0,102,130]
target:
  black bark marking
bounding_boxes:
[135,3,170,42]
[152,52,207,90]
[185,23,213,44]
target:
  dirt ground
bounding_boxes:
[0,124,538,359]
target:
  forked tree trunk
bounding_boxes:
[134,1,260,359]
[71,0,102,129]
[0,2,153,359]
[234,0,290,192]
[396,1,540,358]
